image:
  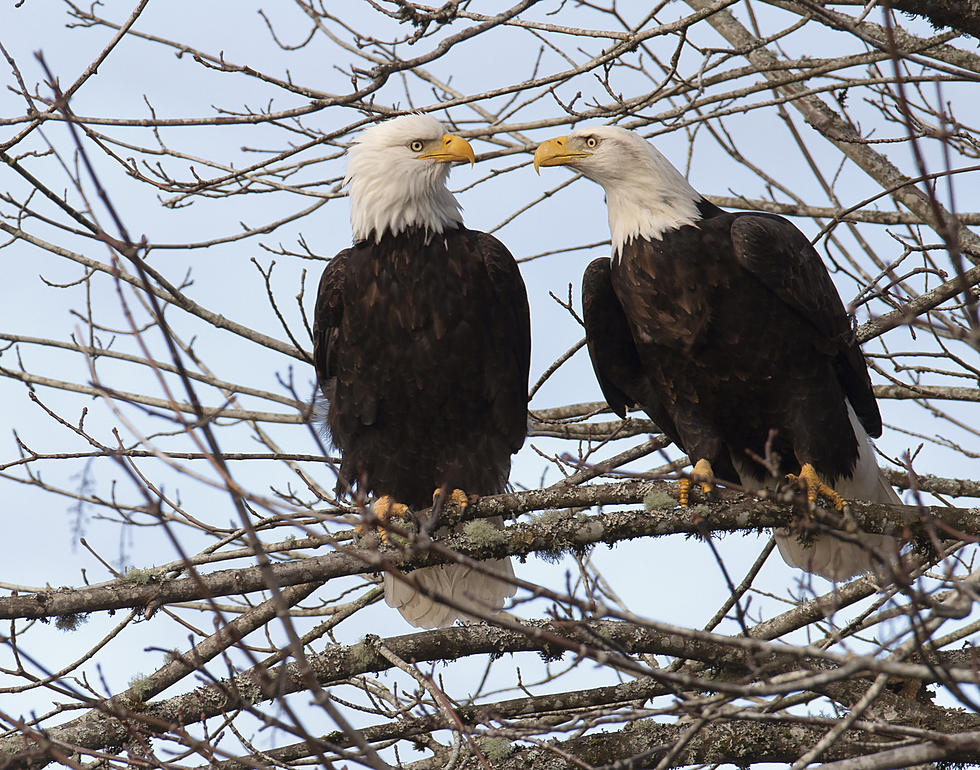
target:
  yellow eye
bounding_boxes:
[585,136,598,149]
[410,140,424,152]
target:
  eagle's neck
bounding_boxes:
[348,164,463,244]
[596,148,704,257]
[608,190,702,258]
[357,224,461,251]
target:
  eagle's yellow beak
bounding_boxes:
[533,136,591,174]
[418,133,475,165]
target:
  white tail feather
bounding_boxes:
[384,557,516,628]
[382,513,515,628]
[736,403,902,581]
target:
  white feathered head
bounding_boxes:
[346,114,475,243]
[534,125,701,251]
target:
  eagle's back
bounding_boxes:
[314,225,530,508]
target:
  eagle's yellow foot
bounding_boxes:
[433,487,470,508]
[360,495,410,544]
[787,463,847,511]
[679,459,714,506]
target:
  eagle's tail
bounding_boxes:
[384,550,516,629]
[773,403,903,582]
[382,504,516,628]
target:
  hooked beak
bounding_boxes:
[533,136,591,174]
[418,133,476,165]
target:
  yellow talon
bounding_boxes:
[368,495,410,543]
[433,487,470,508]
[679,459,714,506]
[788,463,847,511]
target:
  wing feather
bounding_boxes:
[312,249,352,400]
[730,215,881,436]
[582,258,681,443]
[468,231,531,452]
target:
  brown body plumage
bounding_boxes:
[586,204,878,488]
[314,225,530,510]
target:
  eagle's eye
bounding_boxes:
[410,140,425,153]
[585,136,598,149]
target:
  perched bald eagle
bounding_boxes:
[313,115,529,626]
[535,126,900,581]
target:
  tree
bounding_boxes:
[1,1,979,768]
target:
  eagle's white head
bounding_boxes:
[534,126,702,252]
[346,114,475,243]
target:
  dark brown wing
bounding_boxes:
[582,257,680,444]
[470,230,531,453]
[730,214,881,436]
[312,248,352,405]
[582,258,639,418]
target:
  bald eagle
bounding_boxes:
[313,115,529,626]
[535,126,899,581]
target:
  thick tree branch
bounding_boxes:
[0,482,973,620]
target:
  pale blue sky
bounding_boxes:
[1,0,977,757]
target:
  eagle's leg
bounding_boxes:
[679,458,715,506]
[433,488,470,508]
[363,495,411,544]
[787,463,846,511]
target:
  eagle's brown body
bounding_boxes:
[585,202,880,489]
[314,225,530,509]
